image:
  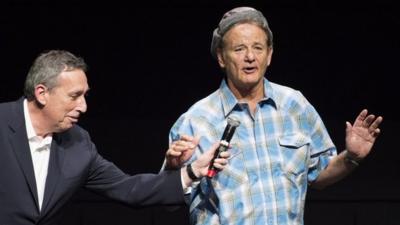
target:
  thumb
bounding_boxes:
[183,146,195,156]
[345,121,352,137]
[206,142,220,160]
[193,135,201,147]
[181,147,195,163]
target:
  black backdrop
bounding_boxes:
[1,0,398,224]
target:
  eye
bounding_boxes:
[253,45,264,51]
[70,92,85,100]
[70,95,79,100]
[234,45,246,52]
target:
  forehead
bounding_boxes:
[223,23,268,44]
[55,69,89,91]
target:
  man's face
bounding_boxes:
[217,23,273,93]
[42,69,89,133]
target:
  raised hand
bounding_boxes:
[345,109,383,161]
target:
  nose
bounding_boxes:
[76,96,87,114]
[244,50,255,62]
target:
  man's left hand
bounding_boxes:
[345,109,383,161]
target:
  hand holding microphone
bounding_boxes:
[207,117,240,178]
[179,117,240,186]
[182,140,232,185]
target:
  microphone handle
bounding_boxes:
[207,140,229,178]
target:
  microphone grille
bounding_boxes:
[227,116,241,127]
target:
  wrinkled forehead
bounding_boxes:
[222,22,269,43]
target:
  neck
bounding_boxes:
[228,81,265,114]
[27,100,52,138]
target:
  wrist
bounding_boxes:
[186,163,201,181]
[344,150,361,166]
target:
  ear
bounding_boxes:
[216,48,226,69]
[34,84,48,105]
[266,47,273,66]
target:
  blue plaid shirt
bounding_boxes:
[169,78,336,225]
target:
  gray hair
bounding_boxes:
[210,7,273,59]
[24,50,87,100]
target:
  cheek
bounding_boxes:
[226,60,241,71]
[225,65,239,78]
[55,103,75,117]
[62,99,77,110]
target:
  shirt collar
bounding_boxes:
[23,99,52,148]
[219,78,278,117]
[23,99,37,140]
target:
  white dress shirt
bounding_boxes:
[23,99,52,211]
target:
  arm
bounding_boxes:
[311,109,383,189]
[85,139,228,206]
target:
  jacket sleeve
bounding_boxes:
[83,133,185,207]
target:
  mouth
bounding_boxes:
[69,116,79,123]
[243,66,257,74]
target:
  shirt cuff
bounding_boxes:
[181,175,193,194]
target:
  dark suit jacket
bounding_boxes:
[0,98,184,225]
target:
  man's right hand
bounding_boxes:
[165,134,199,169]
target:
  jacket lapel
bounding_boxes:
[41,133,65,214]
[8,99,40,211]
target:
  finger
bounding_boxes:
[166,149,182,157]
[181,147,195,159]
[171,144,191,152]
[212,163,224,170]
[218,151,231,159]
[363,114,376,127]
[178,136,198,149]
[352,109,367,126]
[373,128,381,137]
[369,116,383,132]
[179,134,195,142]
[345,121,352,137]
[173,140,196,151]
[205,142,221,160]
[214,158,228,166]
[213,156,229,168]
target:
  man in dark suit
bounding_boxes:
[0,50,229,225]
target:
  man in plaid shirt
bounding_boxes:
[164,6,383,225]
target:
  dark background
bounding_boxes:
[0,0,398,224]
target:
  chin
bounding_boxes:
[242,79,260,87]
[241,75,261,83]
[58,123,73,132]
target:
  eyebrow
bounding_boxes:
[70,87,90,96]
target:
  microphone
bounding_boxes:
[207,117,240,178]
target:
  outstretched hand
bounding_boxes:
[345,109,383,161]
[165,135,199,169]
